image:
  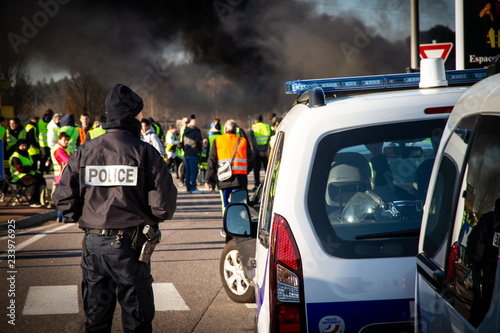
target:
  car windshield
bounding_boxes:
[307,118,447,259]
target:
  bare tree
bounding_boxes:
[0,49,34,120]
[65,64,108,123]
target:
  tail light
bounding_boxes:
[269,214,306,332]
[424,106,454,114]
[446,242,458,282]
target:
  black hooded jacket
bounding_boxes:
[10,140,36,174]
[182,125,202,157]
[6,124,25,158]
[42,113,52,123]
[60,114,76,127]
[26,121,40,150]
[53,84,177,229]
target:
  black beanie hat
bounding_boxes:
[105,84,143,121]
[16,139,28,148]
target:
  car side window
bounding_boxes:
[258,131,283,247]
[450,115,500,327]
[422,116,477,266]
[308,119,447,259]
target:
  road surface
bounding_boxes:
[0,186,256,332]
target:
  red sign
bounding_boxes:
[420,43,454,63]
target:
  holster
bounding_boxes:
[82,234,88,257]
[131,226,149,253]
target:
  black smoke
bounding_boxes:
[0,0,449,127]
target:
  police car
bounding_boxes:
[223,58,487,332]
[415,67,500,332]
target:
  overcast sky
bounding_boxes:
[2,0,456,82]
[306,0,454,39]
[0,0,457,121]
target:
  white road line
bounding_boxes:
[153,283,190,311]
[0,223,55,242]
[23,285,79,315]
[0,223,74,255]
[21,283,190,315]
[14,223,74,252]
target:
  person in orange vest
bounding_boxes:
[205,119,253,208]
[77,113,91,144]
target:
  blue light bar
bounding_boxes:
[285,68,487,94]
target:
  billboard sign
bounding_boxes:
[464,1,500,68]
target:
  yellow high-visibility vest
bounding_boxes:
[38,119,50,148]
[252,122,271,146]
[9,152,35,182]
[59,126,79,153]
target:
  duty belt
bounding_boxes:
[85,227,135,237]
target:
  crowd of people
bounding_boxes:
[0,110,107,208]
[0,106,280,211]
[137,111,280,202]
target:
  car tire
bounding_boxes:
[220,239,255,303]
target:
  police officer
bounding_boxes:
[54,84,177,332]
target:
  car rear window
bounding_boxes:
[307,119,447,259]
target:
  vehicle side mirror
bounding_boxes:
[229,189,248,204]
[223,203,252,237]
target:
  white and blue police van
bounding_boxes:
[415,63,500,332]
[223,59,486,332]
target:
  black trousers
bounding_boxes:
[166,156,182,179]
[252,153,268,186]
[39,147,52,174]
[82,234,154,333]
[20,173,46,204]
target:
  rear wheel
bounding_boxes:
[220,239,255,303]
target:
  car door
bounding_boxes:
[416,114,500,332]
[254,130,284,327]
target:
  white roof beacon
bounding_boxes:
[419,58,448,88]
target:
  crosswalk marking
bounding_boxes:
[153,283,190,311]
[23,285,79,315]
[22,283,189,315]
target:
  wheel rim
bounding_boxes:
[223,249,250,296]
